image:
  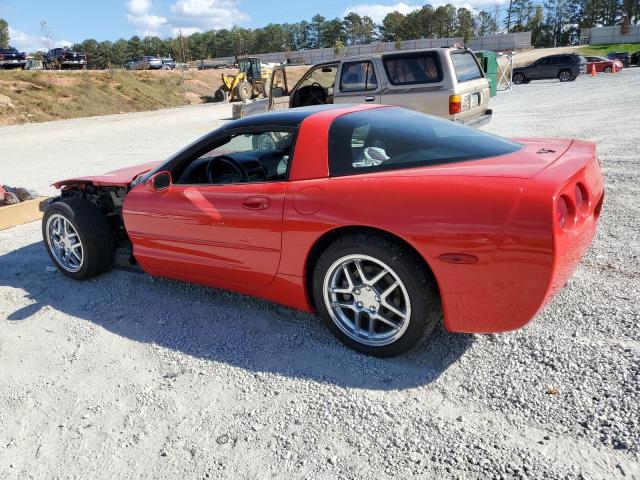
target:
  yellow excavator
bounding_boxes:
[214,57,270,102]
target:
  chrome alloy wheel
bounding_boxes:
[46,214,84,272]
[323,254,411,346]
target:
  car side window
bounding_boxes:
[174,130,296,185]
[340,61,378,92]
[537,58,549,66]
[383,52,442,85]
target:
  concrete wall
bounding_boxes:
[584,26,640,45]
[205,32,532,66]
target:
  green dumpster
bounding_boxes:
[475,51,498,97]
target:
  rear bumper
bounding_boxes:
[460,109,492,128]
[0,59,27,66]
[443,143,604,334]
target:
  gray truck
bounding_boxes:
[233,47,492,127]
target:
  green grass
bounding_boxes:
[578,43,640,56]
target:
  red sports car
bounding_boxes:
[585,55,623,73]
[41,105,604,356]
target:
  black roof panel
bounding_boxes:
[226,104,350,129]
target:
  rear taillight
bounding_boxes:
[557,195,576,231]
[574,182,590,215]
[449,95,461,115]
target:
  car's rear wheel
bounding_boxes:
[513,72,526,84]
[313,233,441,357]
[558,69,572,82]
[43,198,115,280]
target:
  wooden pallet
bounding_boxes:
[0,197,48,231]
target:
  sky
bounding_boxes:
[0,0,504,52]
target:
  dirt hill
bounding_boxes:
[0,67,308,126]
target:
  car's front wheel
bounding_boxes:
[313,233,441,357]
[604,66,612,73]
[43,198,115,280]
[513,72,526,84]
[558,69,572,82]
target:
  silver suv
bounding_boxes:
[234,47,492,127]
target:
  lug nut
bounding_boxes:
[356,301,363,308]
[354,289,361,295]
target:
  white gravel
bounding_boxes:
[1,69,639,480]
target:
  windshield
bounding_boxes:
[328,108,522,177]
[297,64,338,90]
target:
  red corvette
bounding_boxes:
[41,105,604,356]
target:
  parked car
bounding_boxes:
[630,50,640,66]
[40,105,604,357]
[43,48,87,70]
[0,47,27,69]
[161,57,175,70]
[126,56,164,70]
[585,56,623,73]
[512,54,586,84]
[606,52,631,67]
[235,47,492,127]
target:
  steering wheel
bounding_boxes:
[301,82,327,106]
[207,156,249,184]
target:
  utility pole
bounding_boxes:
[506,0,514,32]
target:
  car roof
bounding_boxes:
[317,46,465,63]
[226,105,362,129]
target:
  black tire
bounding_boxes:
[213,87,228,102]
[558,69,572,82]
[513,72,526,84]
[253,81,266,98]
[234,81,252,101]
[42,198,115,280]
[312,233,441,357]
[604,66,612,73]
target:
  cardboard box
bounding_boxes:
[0,197,49,231]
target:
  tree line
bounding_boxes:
[0,0,638,69]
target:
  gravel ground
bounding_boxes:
[1,69,639,479]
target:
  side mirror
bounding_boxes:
[145,171,172,192]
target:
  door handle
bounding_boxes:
[365,96,375,102]
[242,196,270,210]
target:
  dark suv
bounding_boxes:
[606,52,631,67]
[512,54,586,84]
[43,48,87,70]
[0,47,27,69]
